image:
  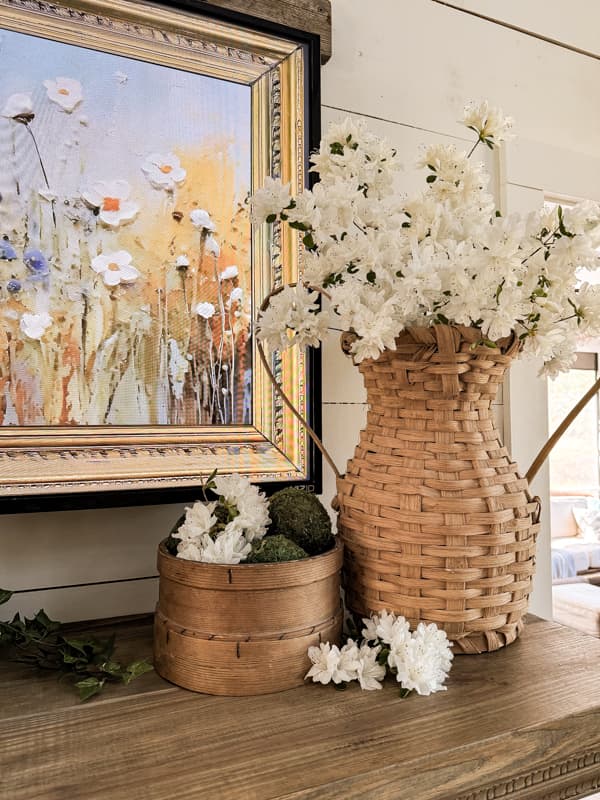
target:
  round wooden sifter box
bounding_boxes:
[153,538,343,695]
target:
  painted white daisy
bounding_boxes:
[91,250,141,286]
[43,78,83,113]
[82,180,139,227]
[141,152,186,191]
[220,265,239,282]
[195,302,216,319]
[1,93,34,121]
[190,209,216,232]
[20,312,53,340]
[205,235,220,257]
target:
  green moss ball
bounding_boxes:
[247,534,308,563]
[267,488,334,556]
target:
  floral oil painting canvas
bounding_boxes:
[0,28,252,428]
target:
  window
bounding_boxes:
[548,352,599,496]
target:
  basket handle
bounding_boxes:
[257,285,343,481]
[526,374,600,484]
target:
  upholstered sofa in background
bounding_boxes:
[550,496,600,638]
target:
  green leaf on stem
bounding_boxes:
[122,659,154,685]
[76,677,106,702]
[0,589,13,606]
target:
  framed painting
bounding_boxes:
[0,0,321,510]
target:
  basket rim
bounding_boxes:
[157,536,343,589]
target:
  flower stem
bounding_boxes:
[25,124,56,227]
[466,137,481,159]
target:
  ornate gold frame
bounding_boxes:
[0,0,313,501]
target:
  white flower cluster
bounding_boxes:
[252,103,600,376]
[173,474,270,564]
[306,610,453,696]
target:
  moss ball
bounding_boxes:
[247,534,308,563]
[267,488,334,556]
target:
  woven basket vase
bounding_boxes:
[336,324,541,654]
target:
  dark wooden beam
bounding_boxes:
[194,0,332,62]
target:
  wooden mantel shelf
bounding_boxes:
[1,616,600,799]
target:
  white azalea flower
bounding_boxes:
[356,643,386,690]
[250,177,292,223]
[2,93,34,120]
[175,540,203,562]
[174,500,218,541]
[198,528,252,564]
[195,302,216,319]
[141,152,186,191]
[337,640,361,681]
[376,610,410,647]
[43,77,83,112]
[393,623,453,696]
[20,312,53,340]
[220,265,239,281]
[91,250,140,286]
[212,474,252,504]
[361,613,380,643]
[251,110,600,375]
[285,192,317,228]
[305,643,346,685]
[462,100,514,144]
[229,489,270,542]
[258,284,330,351]
[190,209,216,231]
[82,180,139,227]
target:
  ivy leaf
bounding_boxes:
[122,659,154,685]
[64,638,91,656]
[76,677,106,702]
[302,232,316,251]
[34,609,59,632]
[0,589,12,606]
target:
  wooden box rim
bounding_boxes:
[157,537,343,590]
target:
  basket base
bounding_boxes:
[153,609,343,696]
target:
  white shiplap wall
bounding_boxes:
[3,0,600,621]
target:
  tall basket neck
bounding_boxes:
[354,324,518,403]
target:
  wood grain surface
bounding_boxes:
[197,0,332,62]
[1,617,599,800]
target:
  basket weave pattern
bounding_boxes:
[337,324,540,654]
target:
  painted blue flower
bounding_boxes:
[0,238,17,261]
[23,248,50,278]
[6,279,22,294]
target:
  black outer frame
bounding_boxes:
[0,1,323,514]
